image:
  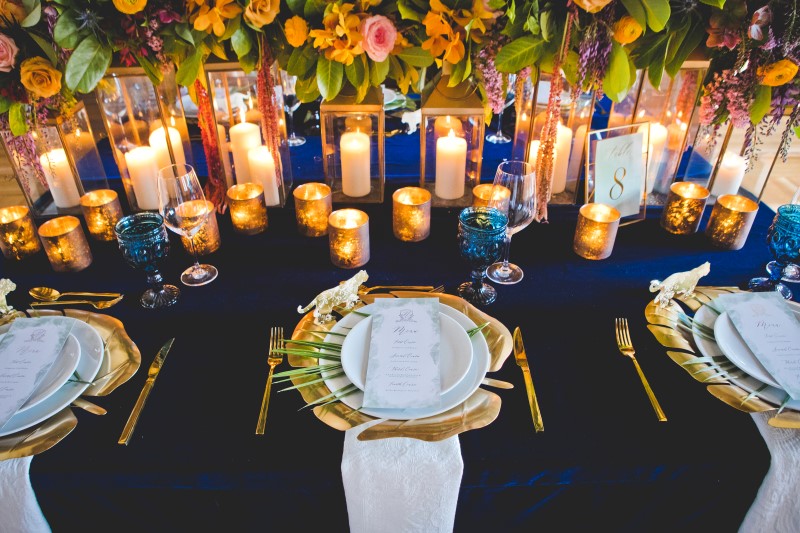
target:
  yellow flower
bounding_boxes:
[758,59,799,86]
[613,16,643,45]
[453,0,498,42]
[442,31,464,64]
[113,0,147,15]
[573,0,613,14]
[244,0,280,29]
[192,0,241,37]
[397,63,419,94]
[0,0,24,26]
[285,16,309,48]
[20,57,62,99]
[310,3,364,65]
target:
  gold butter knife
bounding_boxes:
[513,327,544,432]
[118,338,175,445]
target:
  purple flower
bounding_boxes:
[156,9,181,24]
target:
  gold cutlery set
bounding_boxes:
[29,286,123,310]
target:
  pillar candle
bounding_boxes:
[245,106,263,125]
[216,124,234,190]
[79,189,123,241]
[340,129,371,198]
[0,205,41,260]
[710,151,746,197]
[639,122,668,193]
[294,183,332,237]
[527,140,541,167]
[148,126,186,172]
[229,112,262,184]
[551,123,573,195]
[573,203,621,260]
[705,194,759,250]
[661,182,710,235]
[124,146,160,210]
[434,115,463,138]
[667,121,688,151]
[328,209,369,268]
[435,129,467,200]
[393,187,431,242]
[247,146,280,206]
[227,183,267,235]
[40,149,81,208]
[38,216,92,272]
[566,124,588,184]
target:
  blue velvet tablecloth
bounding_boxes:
[0,133,778,532]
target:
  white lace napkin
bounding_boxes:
[342,419,463,533]
[0,457,50,533]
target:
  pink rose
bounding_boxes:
[361,15,396,63]
[0,34,18,73]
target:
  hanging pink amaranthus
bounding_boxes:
[195,79,227,213]
[256,37,283,183]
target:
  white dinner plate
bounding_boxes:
[693,302,800,411]
[18,333,81,413]
[0,317,104,437]
[320,302,490,420]
[340,312,473,394]
[382,87,398,105]
[713,311,785,388]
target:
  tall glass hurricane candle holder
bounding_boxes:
[95,66,194,212]
[0,102,110,218]
[320,87,384,204]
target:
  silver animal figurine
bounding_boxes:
[298,270,369,325]
[649,262,710,308]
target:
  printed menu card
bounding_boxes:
[717,292,800,399]
[362,298,441,409]
[0,318,74,429]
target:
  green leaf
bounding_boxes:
[369,57,389,86]
[64,36,112,93]
[629,32,669,69]
[751,85,772,125]
[699,0,725,7]
[388,54,404,80]
[449,57,470,86]
[220,13,240,41]
[231,26,253,60]
[526,14,541,36]
[641,0,670,32]
[9,103,27,136]
[647,34,670,88]
[665,20,706,77]
[287,44,317,78]
[295,75,321,103]
[794,126,800,139]
[345,54,366,88]
[397,0,423,21]
[603,43,631,103]
[666,19,690,65]
[175,23,194,45]
[53,10,85,49]
[210,40,227,61]
[176,47,204,87]
[137,54,164,85]
[30,33,58,66]
[304,0,327,18]
[495,35,543,73]
[620,0,647,33]
[287,0,306,15]
[0,96,10,114]
[20,0,40,28]
[239,49,258,72]
[397,47,433,68]
[562,50,579,85]
[317,57,343,101]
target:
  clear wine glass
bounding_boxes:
[280,70,306,147]
[157,164,219,287]
[457,207,508,306]
[749,204,800,299]
[115,212,180,309]
[486,74,515,144]
[486,160,536,284]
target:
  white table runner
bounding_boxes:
[0,456,50,533]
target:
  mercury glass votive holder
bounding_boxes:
[472,184,494,207]
[38,216,92,272]
[573,203,621,260]
[294,183,332,237]
[180,200,220,256]
[0,205,41,260]
[705,194,759,250]
[328,208,369,268]
[472,183,511,212]
[227,183,267,235]
[661,182,710,235]
[393,187,431,242]
[79,189,123,241]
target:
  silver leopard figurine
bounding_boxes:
[298,270,369,325]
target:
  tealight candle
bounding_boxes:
[472,183,511,212]
[435,129,467,200]
[79,189,123,241]
[148,125,186,172]
[179,200,220,256]
[340,129,371,198]
[247,146,280,206]
[328,209,369,268]
[393,187,431,242]
[705,194,759,250]
[573,203,621,260]
[661,182,710,235]
[294,183,332,237]
[0,206,41,260]
[227,183,267,235]
[39,148,81,208]
[38,216,92,272]
[710,150,746,197]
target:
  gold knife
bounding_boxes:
[513,327,544,432]
[118,338,175,445]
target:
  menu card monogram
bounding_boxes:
[0,318,74,429]
[362,298,441,409]
[594,132,645,218]
[717,293,800,399]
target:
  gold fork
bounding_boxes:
[615,318,667,422]
[255,327,284,435]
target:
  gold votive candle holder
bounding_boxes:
[227,183,267,235]
[79,189,123,241]
[661,182,710,235]
[38,216,92,272]
[0,205,41,260]
[705,194,759,250]
[328,209,369,268]
[472,183,511,212]
[180,200,221,256]
[393,187,431,242]
[294,183,332,237]
[573,203,621,260]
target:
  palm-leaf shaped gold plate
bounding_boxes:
[645,286,800,429]
[290,290,513,442]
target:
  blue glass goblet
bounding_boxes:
[457,207,509,306]
[115,212,180,309]
[749,204,800,300]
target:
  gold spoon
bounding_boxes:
[29,287,122,302]
[30,296,124,310]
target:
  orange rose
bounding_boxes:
[20,57,62,99]
[613,16,643,45]
[244,0,280,28]
[284,16,308,48]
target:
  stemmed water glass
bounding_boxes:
[280,71,305,147]
[486,74,515,144]
[115,212,180,309]
[457,207,509,306]
[486,160,536,284]
[749,204,800,299]
[157,164,219,287]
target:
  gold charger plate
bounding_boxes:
[0,309,141,459]
[645,286,800,429]
[289,291,513,442]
